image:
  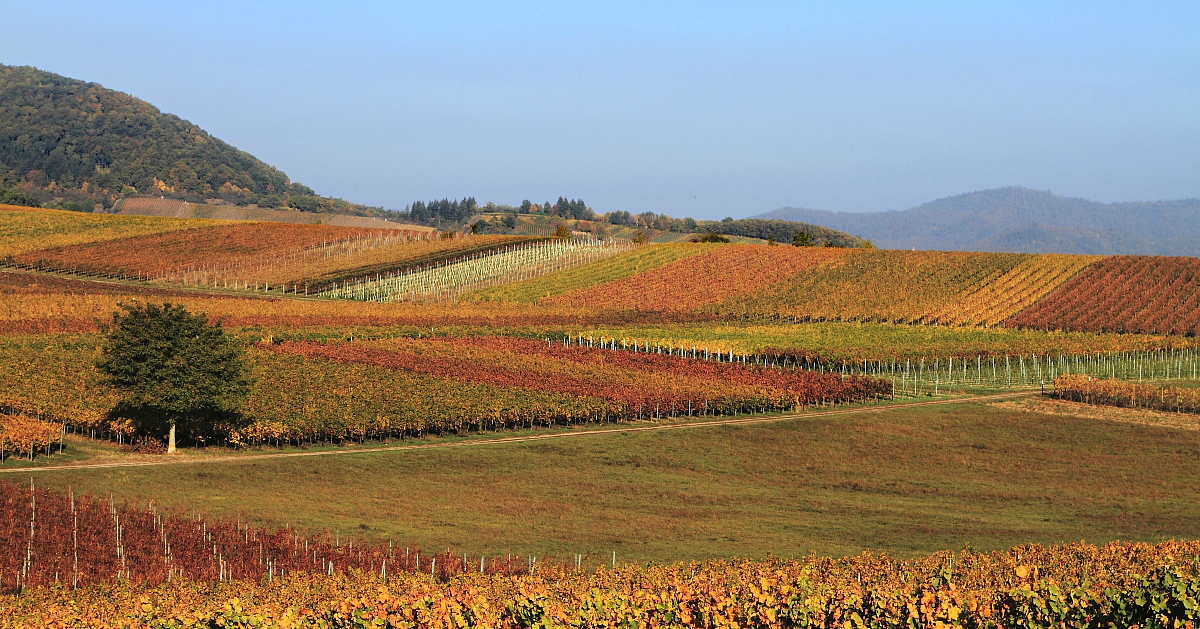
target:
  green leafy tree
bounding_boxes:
[0,187,40,207]
[793,230,813,246]
[695,232,730,243]
[97,302,250,450]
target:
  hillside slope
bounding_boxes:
[757,187,1200,255]
[0,65,307,201]
[0,65,390,219]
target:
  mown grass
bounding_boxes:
[21,400,1200,561]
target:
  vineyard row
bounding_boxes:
[1053,374,1200,414]
[551,334,1200,394]
[322,239,636,303]
[2,480,1199,628]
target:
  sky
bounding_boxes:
[2,1,1197,219]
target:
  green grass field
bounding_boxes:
[14,399,1199,562]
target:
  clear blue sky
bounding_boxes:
[4,1,1197,218]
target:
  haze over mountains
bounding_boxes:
[757,187,1200,255]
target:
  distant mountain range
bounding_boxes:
[756,187,1200,255]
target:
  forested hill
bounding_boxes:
[756,187,1200,255]
[0,65,384,217]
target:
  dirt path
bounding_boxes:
[1,391,1035,474]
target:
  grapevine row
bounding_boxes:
[322,239,636,303]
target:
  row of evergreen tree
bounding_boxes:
[404,196,594,226]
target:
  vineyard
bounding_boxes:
[929,254,1100,327]
[9,222,392,276]
[6,222,542,296]
[3,481,1200,626]
[465,242,713,303]
[0,479,517,593]
[321,239,636,303]
[0,414,61,463]
[1053,373,1200,414]
[542,244,851,310]
[566,321,1200,364]
[0,333,889,448]
[0,206,205,257]
[9,325,1200,450]
[1007,255,1200,335]
[262,336,889,436]
[0,273,679,336]
[532,333,1200,396]
[12,208,1200,340]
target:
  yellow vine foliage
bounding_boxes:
[0,206,208,257]
[2,541,1199,628]
[932,254,1098,326]
[0,413,60,455]
[465,243,713,303]
[732,249,1027,323]
[1054,373,1200,414]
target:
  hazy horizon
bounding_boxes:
[4,1,1197,219]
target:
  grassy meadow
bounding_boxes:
[14,398,1200,562]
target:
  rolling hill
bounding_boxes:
[756,187,1200,255]
[0,64,391,219]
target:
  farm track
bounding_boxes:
[1,390,1036,474]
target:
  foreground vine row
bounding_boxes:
[3,540,1199,627]
[1053,374,1200,414]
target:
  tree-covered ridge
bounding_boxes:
[0,65,305,201]
[0,65,399,219]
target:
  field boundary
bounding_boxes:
[0,391,1035,474]
[0,262,329,302]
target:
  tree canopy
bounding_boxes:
[97,302,250,446]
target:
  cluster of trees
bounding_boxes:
[605,210,697,232]
[0,186,39,207]
[406,196,598,230]
[405,197,479,226]
[403,191,864,245]
[598,211,864,247]
[696,218,864,247]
